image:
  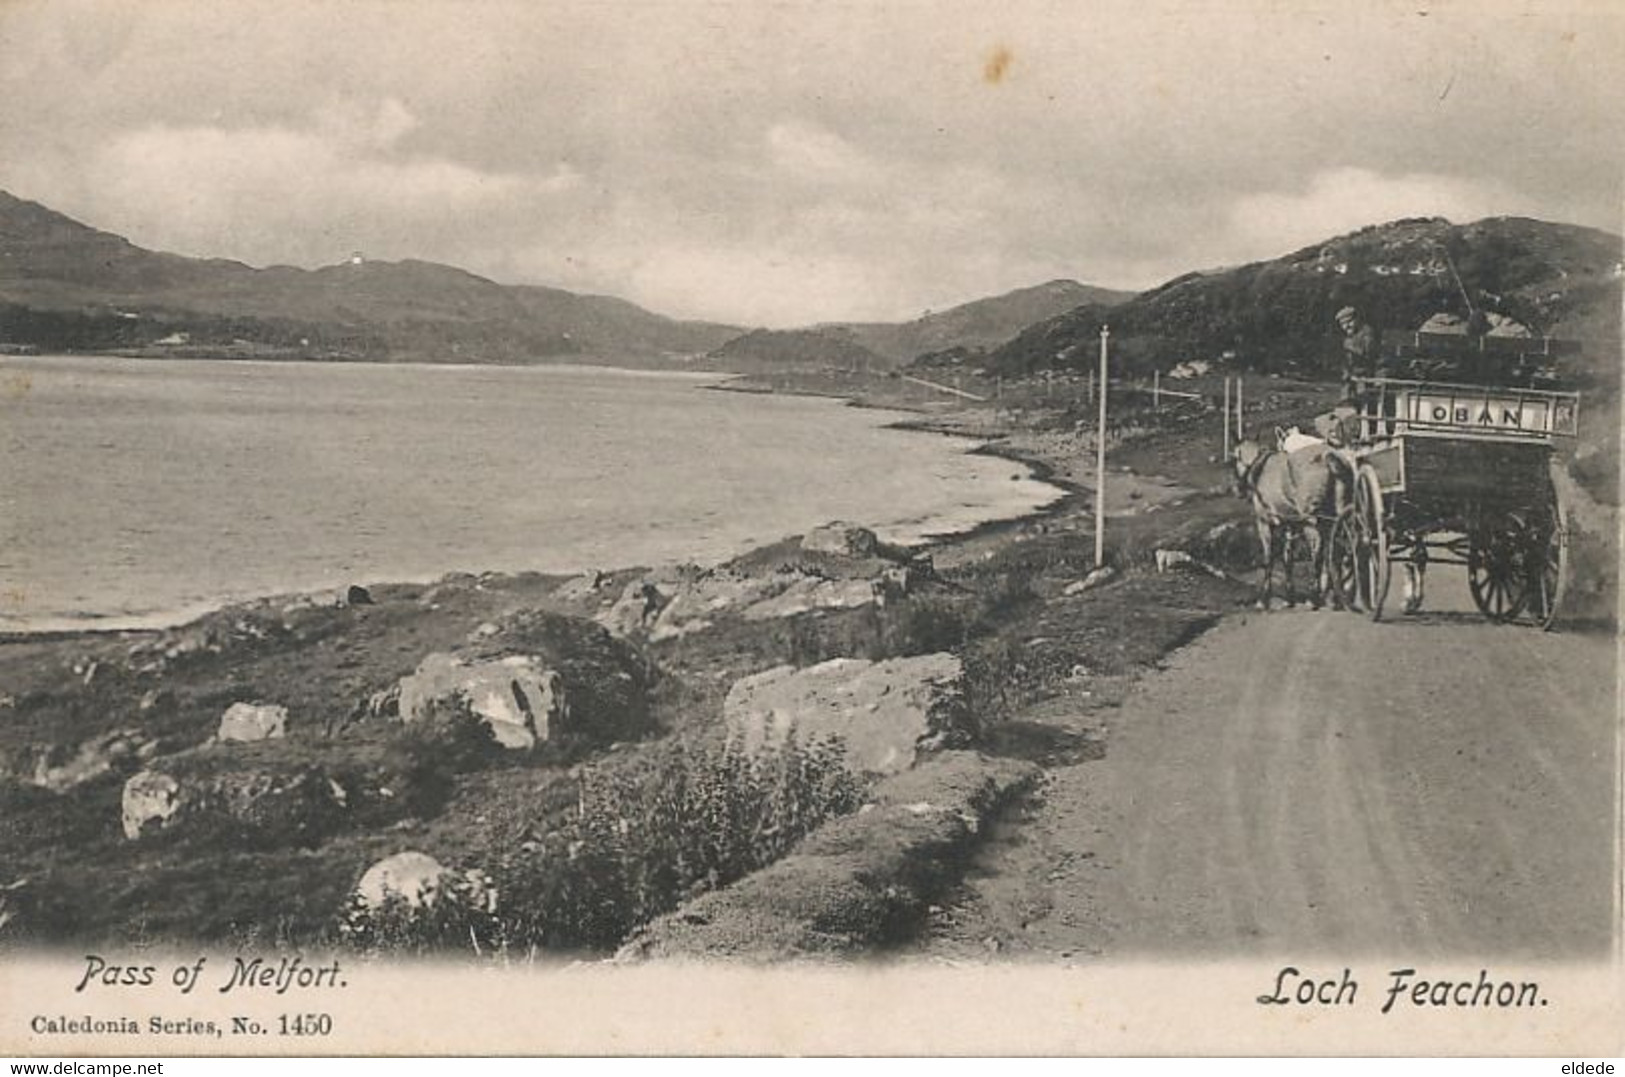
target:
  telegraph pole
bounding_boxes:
[1095,324,1110,568]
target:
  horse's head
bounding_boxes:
[1231,440,1265,499]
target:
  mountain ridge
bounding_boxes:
[705,279,1135,371]
[980,215,1623,385]
[0,189,741,363]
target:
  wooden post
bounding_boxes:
[1153,369,1160,410]
[1095,325,1110,568]
[1223,376,1232,460]
[1236,376,1244,440]
[1088,369,1095,405]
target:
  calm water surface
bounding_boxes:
[0,355,1060,631]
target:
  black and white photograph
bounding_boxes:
[0,0,1619,1057]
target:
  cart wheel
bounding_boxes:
[1353,466,1391,621]
[1528,481,1569,631]
[1327,511,1361,612]
[1467,510,1533,623]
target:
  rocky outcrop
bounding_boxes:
[553,571,606,603]
[597,555,928,642]
[30,728,160,794]
[724,653,975,775]
[596,579,670,637]
[646,571,780,641]
[801,522,881,558]
[734,576,879,622]
[216,702,288,743]
[121,747,349,844]
[396,653,565,750]
[392,610,651,752]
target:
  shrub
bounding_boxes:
[336,734,861,956]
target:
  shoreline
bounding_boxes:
[0,370,1072,642]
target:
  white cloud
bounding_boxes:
[313,97,421,151]
[630,244,890,327]
[33,107,582,268]
[765,121,884,186]
[1226,167,1528,256]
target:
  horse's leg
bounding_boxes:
[1304,523,1324,610]
[1323,516,1339,608]
[1255,518,1274,609]
[1282,528,1298,607]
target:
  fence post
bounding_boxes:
[1223,376,1232,460]
[1236,376,1244,440]
[1153,369,1160,410]
[1095,326,1110,568]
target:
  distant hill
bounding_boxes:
[708,279,1133,371]
[705,328,891,373]
[0,190,740,362]
[821,279,1134,363]
[983,217,1623,387]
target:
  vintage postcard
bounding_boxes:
[0,0,1620,1058]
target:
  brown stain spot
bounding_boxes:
[983,45,1013,85]
[3,372,31,400]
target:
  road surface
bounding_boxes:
[919,568,1619,962]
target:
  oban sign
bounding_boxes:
[1409,393,1562,435]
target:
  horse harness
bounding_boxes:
[1239,447,1273,496]
[1239,444,1341,526]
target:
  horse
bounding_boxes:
[1232,437,1344,609]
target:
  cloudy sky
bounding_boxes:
[1,0,1620,326]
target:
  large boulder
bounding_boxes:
[355,852,451,910]
[217,702,288,743]
[347,852,496,932]
[393,610,652,752]
[121,770,182,839]
[397,653,564,751]
[724,654,975,775]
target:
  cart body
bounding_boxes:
[1328,339,1581,627]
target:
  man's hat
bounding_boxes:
[1335,305,1357,321]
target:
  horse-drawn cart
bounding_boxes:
[1327,334,1582,628]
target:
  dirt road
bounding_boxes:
[918,569,1619,962]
